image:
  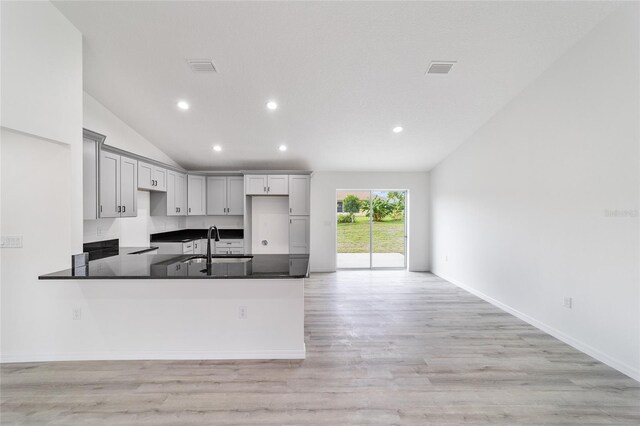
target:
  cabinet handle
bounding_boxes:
[268,186,270,192]
[290,219,292,224]
[264,186,266,193]
[122,205,126,213]
[100,205,103,213]
[117,206,121,213]
[188,208,191,213]
[290,207,292,213]
[175,207,178,213]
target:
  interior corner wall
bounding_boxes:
[310,171,430,272]
[430,3,639,380]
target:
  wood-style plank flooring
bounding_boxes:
[2,271,639,424]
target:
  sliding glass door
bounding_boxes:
[336,190,407,269]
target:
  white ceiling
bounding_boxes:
[54,1,618,171]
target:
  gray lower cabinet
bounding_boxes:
[187,175,206,216]
[99,151,138,218]
[289,216,310,254]
[207,176,244,215]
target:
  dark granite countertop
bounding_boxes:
[150,228,243,243]
[39,253,309,280]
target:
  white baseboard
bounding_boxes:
[1,345,306,363]
[434,271,640,383]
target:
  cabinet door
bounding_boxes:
[138,161,154,190]
[176,172,188,215]
[245,175,267,195]
[267,175,289,195]
[187,175,206,215]
[206,176,227,215]
[120,156,138,217]
[289,216,310,254]
[166,171,178,216]
[289,175,310,215]
[83,139,98,220]
[227,176,244,215]
[99,151,120,218]
[153,166,167,192]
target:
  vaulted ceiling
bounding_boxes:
[54,1,618,171]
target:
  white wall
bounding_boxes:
[83,92,186,245]
[430,4,639,380]
[1,0,83,252]
[0,1,83,360]
[310,171,429,272]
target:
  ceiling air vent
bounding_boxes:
[426,61,456,75]
[187,59,217,73]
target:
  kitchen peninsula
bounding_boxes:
[38,252,308,360]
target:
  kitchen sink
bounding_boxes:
[184,256,253,264]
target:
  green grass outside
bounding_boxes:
[337,215,405,253]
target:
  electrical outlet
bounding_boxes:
[563,297,572,309]
[238,306,247,319]
[1,236,23,248]
[96,226,103,236]
[72,308,82,320]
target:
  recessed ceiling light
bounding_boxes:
[177,100,190,110]
[266,101,278,110]
[213,145,222,152]
[279,145,287,152]
[393,126,403,133]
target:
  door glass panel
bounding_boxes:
[336,190,371,268]
[371,191,406,268]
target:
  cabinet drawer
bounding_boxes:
[215,240,244,248]
[182,242,194,253]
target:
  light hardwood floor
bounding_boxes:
[2,271,639,424]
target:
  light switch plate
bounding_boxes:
[1,236,23,248]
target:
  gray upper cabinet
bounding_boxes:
[266,175,288,195]
[100,151,120,218]
[245,174,289,195]
[170,171,187,216]
[227,176,244,215]
[187,175,207,216]
[119,156,138,217]
[83,138,99,220]
[245,175,268,195]
[208,176,244,215]
[99,151,137,218]
[153,170,187,216]
[138,161,167,192]
[289,216,310,254]
[206,176,227,215]
[289,175,310,215]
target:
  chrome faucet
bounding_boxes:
[206,225,220,266]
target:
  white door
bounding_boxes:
[289,175,310,215]
[267,175,289,195]
[206,176,227,215]
[99,151,120,218]
[227,176,244,215]
[153,166,167,191]
[289,216,310,254]
[138,161,154,190]
[120,156,137,217]
[245,175,267,195]
[187,175,206,215]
